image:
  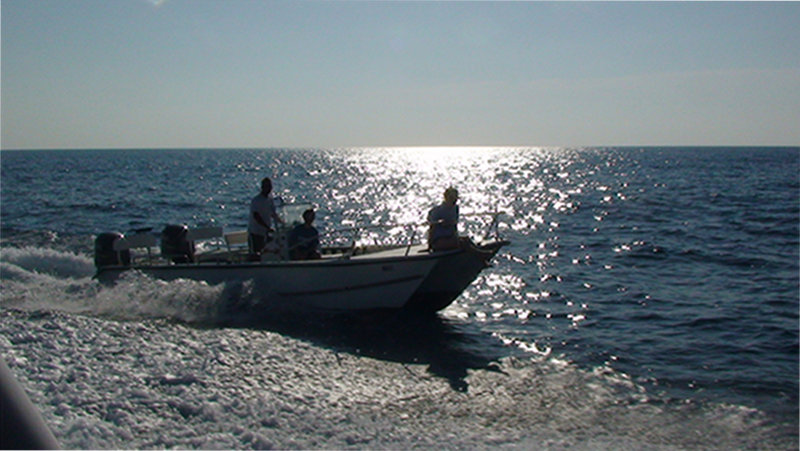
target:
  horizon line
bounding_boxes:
[2,144,799,152]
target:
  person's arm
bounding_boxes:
[428,206,440,225]
[253,211,275,233]
[438,205,458,226]
[269,202,284,226]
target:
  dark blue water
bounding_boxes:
[2,147,798,447]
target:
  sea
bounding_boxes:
[0,146,797,449]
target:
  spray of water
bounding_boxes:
[0,246,239,323]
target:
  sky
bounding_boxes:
[1,0,799,150]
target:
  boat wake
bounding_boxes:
[1,306,784,450]
[1,242,793,449]
[0,245,237,324]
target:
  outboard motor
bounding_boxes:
[94,232,130,267]
[161,224,194,263]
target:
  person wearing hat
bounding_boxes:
[427,187,460,251]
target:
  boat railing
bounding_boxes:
[97,211,506,268]
[317,210,507,257]
[320,223,418,257]
[276,200,506,257]
[112,232,158,264]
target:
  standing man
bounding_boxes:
[248,177,284,256]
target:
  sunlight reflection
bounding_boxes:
[330,147,536,237]
[318,147,602,331]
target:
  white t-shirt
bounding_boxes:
[248,193,277,236]
[427,203,459,241]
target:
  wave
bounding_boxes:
[0,246,95,279]
[3,305,793,450]
[0,245,236,323]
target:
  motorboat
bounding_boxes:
[94,203,508,313]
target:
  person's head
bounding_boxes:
[260,177,273,195]
[302,208,315,225]
[444,187,459,205]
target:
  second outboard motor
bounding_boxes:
[161,224,194,263]
[94,232,130,267]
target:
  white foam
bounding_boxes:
[87,272,220,321]
[0,246,231,323]
[1,310,789,450]
[0,246,95,279]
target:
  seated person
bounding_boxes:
[427,187,460,251]
[288,208,321,260]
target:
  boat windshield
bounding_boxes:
[279,203,314,228]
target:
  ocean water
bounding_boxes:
[0,147,797,449]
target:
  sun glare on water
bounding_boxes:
[393,146,501,171]
[340,146,521,229]
[320,146,560,245]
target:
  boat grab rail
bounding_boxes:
[320,211,507,257]
[113,233,158,263]
[110,212,506,264]
[187,226,224,242]
[273,201,506,258]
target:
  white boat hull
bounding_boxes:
[406,240,508,311]
[97,254,438,311]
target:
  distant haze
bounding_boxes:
[2,1,799,149]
